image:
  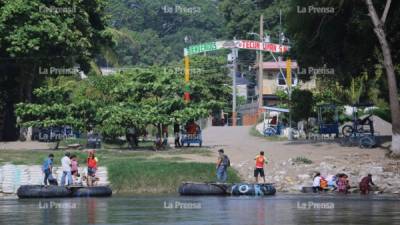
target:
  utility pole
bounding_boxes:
[258,14,264,110]
[231,39,238,126]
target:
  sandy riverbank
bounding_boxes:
[202,125,399,194]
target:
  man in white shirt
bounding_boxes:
[60,152,72,186]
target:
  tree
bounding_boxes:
[291,89,313,123]
[16,55,231,148]
[106,0,226,64]
[15,80,82,149]
[364,0,400,154]
[0,0,110,141]
[287,0,400,154]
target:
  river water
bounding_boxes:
[0,194,399,225]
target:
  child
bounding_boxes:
[70,155,79,185]
[327,174,337,191]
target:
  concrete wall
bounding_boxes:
[238,103,261,126]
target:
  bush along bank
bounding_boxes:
[0,149,241,195]
[107,158,241,194]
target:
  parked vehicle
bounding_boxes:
[318,104,339,137]
[87,133,102,149]
[181,131,202,147]
[262,106,288,137]
[342,103,375,137]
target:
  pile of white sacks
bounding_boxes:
[0,164,109,194]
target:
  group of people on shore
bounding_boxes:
[313,172,376,194]
[42,150,99,187]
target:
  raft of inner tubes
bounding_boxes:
[178,182,276,196]
[17,185,112,199]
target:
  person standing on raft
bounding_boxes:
[87,150,98,186]
[359,174,375,195]
[42,153,54,186]
[216,149,230,183]
[70,155,80,185]
[254,151,267,183]
[60,152,73,186]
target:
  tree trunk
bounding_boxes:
[2,100,18,141]
[54,139,60,150]
[365,0,400,154]
[379,35,400,154]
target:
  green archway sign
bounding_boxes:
[183,40,289,101]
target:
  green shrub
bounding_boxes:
[107,159,241,193]
[293,156,313,164]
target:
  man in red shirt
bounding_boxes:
[254,151,267,183]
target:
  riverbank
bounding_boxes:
[0,148,241,195]
[203,126,400,194]
[2,123,399,195]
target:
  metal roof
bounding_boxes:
[262,106,290,113]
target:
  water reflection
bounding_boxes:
[0,195,399,225]
[87,198,97,224]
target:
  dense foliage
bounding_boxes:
[105,0,226,66]
[16,56,231,142]
[0,0,110,140]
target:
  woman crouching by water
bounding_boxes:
[336,173,350,193]
[312,172,322,193]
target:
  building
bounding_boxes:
[237,60,317,126]
[235,72,249,99]
[258,60,316,106]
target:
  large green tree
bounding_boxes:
[16,56,231,147]
[0,0,110,140]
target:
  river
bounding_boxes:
[0,194,399,225]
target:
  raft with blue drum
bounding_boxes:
[178,182,276,196]
[17,185,112,199]
[229,183,276,196]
